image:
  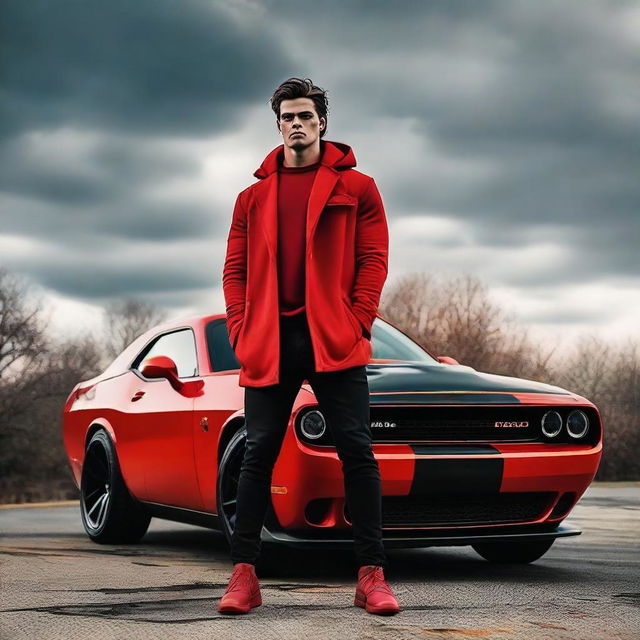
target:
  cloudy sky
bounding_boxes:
[2,0,638,351]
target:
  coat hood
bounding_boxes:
[253,139,356,179]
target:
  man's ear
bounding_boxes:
[320,118,325,131]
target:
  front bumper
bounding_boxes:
[269,433,602,537]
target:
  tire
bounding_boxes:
[216,426,248,549]
[472,539,555,564]
[80,429,151,544]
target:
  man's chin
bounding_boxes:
[287,138,311,151]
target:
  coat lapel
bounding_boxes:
[257,173,278,263]
[255,165,340,262]
[306,165,340,245]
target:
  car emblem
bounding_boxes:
[371,421,397,428]
[494,421,529,428]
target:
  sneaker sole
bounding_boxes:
[354,593,400,615]
[217,593,262,614]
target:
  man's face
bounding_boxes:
[278,97,325,151]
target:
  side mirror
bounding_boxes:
[140,355,204,397]
[437,355,460,365]
[141,355,178,379]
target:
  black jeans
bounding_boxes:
[230,310,387,569]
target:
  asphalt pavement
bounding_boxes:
[1,484,638,639]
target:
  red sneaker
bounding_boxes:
[217,562,262,614]
[355,565,401,615]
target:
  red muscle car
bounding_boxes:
[62,312,602,564]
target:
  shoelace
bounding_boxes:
[225,568,255,593]
[362,567,394,596]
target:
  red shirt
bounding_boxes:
[277,158,320,316]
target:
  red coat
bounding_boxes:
[222,139,389,387]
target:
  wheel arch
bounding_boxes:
[82,419,143,507]
[84,418,117,453]
[217,414,246,466]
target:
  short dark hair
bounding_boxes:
[270,77,329,138]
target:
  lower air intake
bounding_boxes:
[366,492,556,527]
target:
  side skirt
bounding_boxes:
[139,500,221,530]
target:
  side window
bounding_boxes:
[133,328,198,378]
[206,319,240,372]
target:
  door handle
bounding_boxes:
[131,390,145,402]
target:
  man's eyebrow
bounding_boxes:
[280,110,315,117]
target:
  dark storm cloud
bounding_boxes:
[0,133,200,205]
[1,0,290,140]
[18,256,213,299]
[0,190,222,247]
[0,0,293,254]
[1,0,638,328]
[91,199,217,242]
[263,0,640,284]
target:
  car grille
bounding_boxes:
[369,405,544,443]
[377,491,555,527]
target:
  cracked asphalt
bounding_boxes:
[1,484,638,639]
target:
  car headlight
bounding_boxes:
[567,409,589,438]
[300,410,326,440]
[541,410,563,437]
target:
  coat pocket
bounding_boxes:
[326,194,357,205]
[325,193,357,211]
[342,296,362,341]
[233,301,250,357]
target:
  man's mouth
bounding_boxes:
[291,132,304,137]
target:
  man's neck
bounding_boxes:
[282,140,322,168]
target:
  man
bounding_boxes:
[219,77,400,616]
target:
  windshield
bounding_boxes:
[207,316,438,373]
[371,318,438,364]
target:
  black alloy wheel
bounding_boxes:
[80,429,151,543]
[216,426,248,548]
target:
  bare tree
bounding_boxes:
[0,264,114,501]
[551,333,613,400]
[101,298,168,367]
[552,334,640,480]
[0,267,64,500]
[380,272,556,381]
[0,267,52,425]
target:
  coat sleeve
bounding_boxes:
[350,177,389,340]
[222,190,248,349]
